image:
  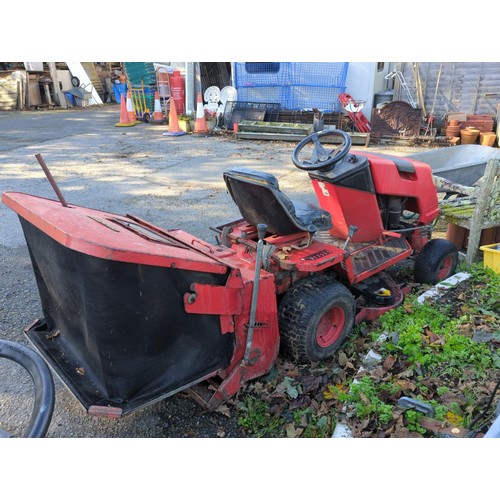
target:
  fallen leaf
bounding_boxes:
[323,384,347,400]
[395,380,417,392]
[440,391,467,406]
[359,392,371,406]
[395,369,414,379]
[445,411,464,426]
[274,377,299,399]
[299,375,321,394]
[383,355,397,371]
[285,423,303,438]
[289,395,311,411]
[46,329,60,340]
[338,351,349,366]
[215,404,231,418]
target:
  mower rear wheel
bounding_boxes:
[278,275,355,363]
[414,238,458,285]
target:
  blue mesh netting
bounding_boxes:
[233,62,349,111]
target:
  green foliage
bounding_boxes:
[436,386,449,396]
[342,377,397,425]
[404,410,426,435]
[236,261,499,437]
[375,298,495,379]
[237,397,285,437]
[292,409,332,438]
[468,264,500,318]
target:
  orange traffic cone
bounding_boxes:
[115,94,136,127]
[126,91,137,124]
[150,91,165,124]
[194,92,208,134]
[162,97,186,136]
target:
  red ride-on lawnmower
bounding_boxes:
[1,130,458,417]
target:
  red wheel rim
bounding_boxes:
[316,306,346,348]
[437,255,454,281]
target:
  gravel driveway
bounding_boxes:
[0,105,429,438]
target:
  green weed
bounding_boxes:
[237,397,285,437]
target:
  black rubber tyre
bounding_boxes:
[414,238,458,285]
[71,76,80,87]
[278,275,355,363]
[0,340,55,438]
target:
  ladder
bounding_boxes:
[385,70,418,109]
[81,63,105,99]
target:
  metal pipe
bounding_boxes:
[35,153,69,207]
[243,223,267,363]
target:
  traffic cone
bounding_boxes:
[126,91,138,124]
[194,92,208,135]
[150,91,165,124]
[162,97,186,136]
[115,94,136,127]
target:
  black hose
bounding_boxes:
[466,377,500,438]
[0,340,55,438]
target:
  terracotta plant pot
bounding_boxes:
[460,127,480,144]
[449,119,460,127]
[479,131,496,147]
[445,125,461,138]
[445,129,459,138]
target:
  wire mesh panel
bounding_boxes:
[233,62,349,111]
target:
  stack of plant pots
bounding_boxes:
[460,126,480,145]
[445,119,461,139]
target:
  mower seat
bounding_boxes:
[223,167,333,236]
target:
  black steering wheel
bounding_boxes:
[0,340,55,438]
[292,129,352,172]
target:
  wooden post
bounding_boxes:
[48,62,67,109]
[466,159,500,264]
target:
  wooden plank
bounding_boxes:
[238,120,313,135]
[236,132,305,142]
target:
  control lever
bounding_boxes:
[244,223,267,363]
[342,225,358,250]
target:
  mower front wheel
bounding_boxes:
[414,238,458,285]
[278,275,355,363]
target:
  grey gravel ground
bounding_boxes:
[0,105,429,438]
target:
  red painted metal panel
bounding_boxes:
[361,153,440,223]
[311,179,384,242]
[2,192,228,274]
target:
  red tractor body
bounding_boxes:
[1,131,458,416]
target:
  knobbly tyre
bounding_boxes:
[1,129,459,423]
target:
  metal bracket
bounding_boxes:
[183,269,244,333]
[398,396,434,417]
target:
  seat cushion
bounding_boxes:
[223,168,332,235]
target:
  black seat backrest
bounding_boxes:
[223,167,332,236]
